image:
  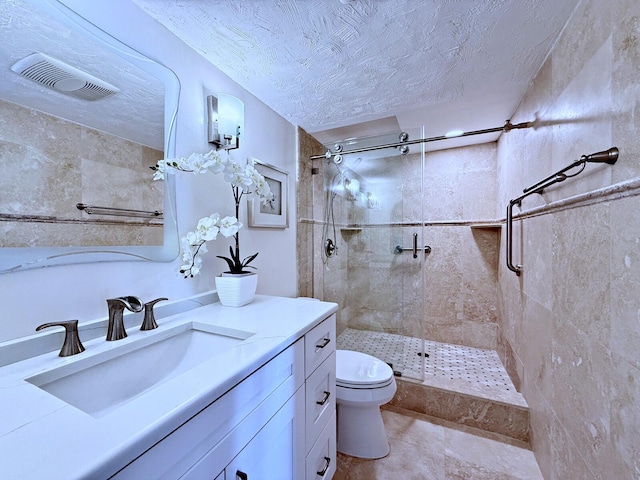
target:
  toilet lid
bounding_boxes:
[336,350,394,386]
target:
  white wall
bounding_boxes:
[0,0,298,343]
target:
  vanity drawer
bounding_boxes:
[305,351,336,454]
[305,410,336,480]
[304,314,336,377]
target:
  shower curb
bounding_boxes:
[389,377,531,445]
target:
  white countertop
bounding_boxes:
[0,295,338,479]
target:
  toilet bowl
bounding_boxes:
[335,349,397,459]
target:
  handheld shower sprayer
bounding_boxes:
[523,146,619,194]
[582,147,619,164]
[508,146,620,275]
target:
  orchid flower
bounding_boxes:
[153,150,274,277]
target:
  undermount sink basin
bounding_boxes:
[26,322,255,418]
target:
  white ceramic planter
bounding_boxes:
[214,272,258,307]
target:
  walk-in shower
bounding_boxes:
[306,122,534,440]
[314,120,534,382]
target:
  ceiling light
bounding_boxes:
[444,129,464,138]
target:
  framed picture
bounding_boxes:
[248,159,289,229]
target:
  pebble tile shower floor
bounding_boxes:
[337,328,526,407]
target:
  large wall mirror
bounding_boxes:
[0,0,180,273]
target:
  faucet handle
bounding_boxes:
[36,320,85,357]
[141,297,168,331]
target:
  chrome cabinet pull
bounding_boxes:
[316,391,330,406]
[315,337,330,350]
[236,471,248,480]
[412,232,418,258]
[316,457,331,476]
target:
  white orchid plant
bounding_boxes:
[151,150,273,278]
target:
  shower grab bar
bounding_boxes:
[394,233,431,258]
[76,203,163,218]
[506,199,523,275]
[506,147,619,276]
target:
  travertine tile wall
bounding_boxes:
[319,156,350,335]
[0,99,163,247]
[297,127,350,334]
[423,144,500,350]
[343,153,423,340]
[296,127,317,299]
[496,0,640,477]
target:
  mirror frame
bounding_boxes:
[0,0,180,273]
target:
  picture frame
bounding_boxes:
[248,159,289,229]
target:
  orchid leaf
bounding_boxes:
[216,255,236,272]
[242,252,259,267]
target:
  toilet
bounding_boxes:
[335,349,397,459]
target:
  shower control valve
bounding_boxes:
[325,238,337,257]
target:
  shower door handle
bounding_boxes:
[394,233,431,258]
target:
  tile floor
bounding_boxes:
[334,406,543,480]
[337,328,525,406]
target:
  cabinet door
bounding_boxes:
[305,352,336,454]
[227,387,305,480]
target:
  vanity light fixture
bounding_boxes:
[207,93,244,150]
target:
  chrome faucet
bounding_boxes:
[36,320,85,357]
[106,296,143,341]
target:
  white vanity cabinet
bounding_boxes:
[303,314,337,480]
[110,313,337,480]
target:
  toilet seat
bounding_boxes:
[336,350,394,389]
[337,377,394,389]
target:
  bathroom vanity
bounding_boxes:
[0,295,337,479]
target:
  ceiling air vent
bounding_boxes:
[10,52,119,101]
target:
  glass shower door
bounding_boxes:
[320,127,425,381]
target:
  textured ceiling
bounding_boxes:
[133,0,580,147]
[0,0,164,149]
